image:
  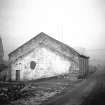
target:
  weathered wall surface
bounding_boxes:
[11,47,71,81]
[79,57,89,77]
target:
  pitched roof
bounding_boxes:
[8,32,88,61]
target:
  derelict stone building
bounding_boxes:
[8,32,89,81]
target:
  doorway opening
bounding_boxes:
[16,70,20,81]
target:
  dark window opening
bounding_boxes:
[30,61,36,70]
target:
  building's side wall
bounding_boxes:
[85,58,89,76]
[79,57,89,78]
[10,47,71,81]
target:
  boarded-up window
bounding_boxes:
[30,61,36,70]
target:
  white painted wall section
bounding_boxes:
[11,47,71,80]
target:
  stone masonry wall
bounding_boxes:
[11,47,71,81]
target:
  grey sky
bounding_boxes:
[0,0,105,60]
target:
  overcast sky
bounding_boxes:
[0,0,105,60]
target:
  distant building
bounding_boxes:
[0,37,4,64]
[0,37,9,81]
[8,32,89,81]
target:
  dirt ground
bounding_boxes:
[43,69,105,105]
[0,76,81,105]
[1,70,105,105]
